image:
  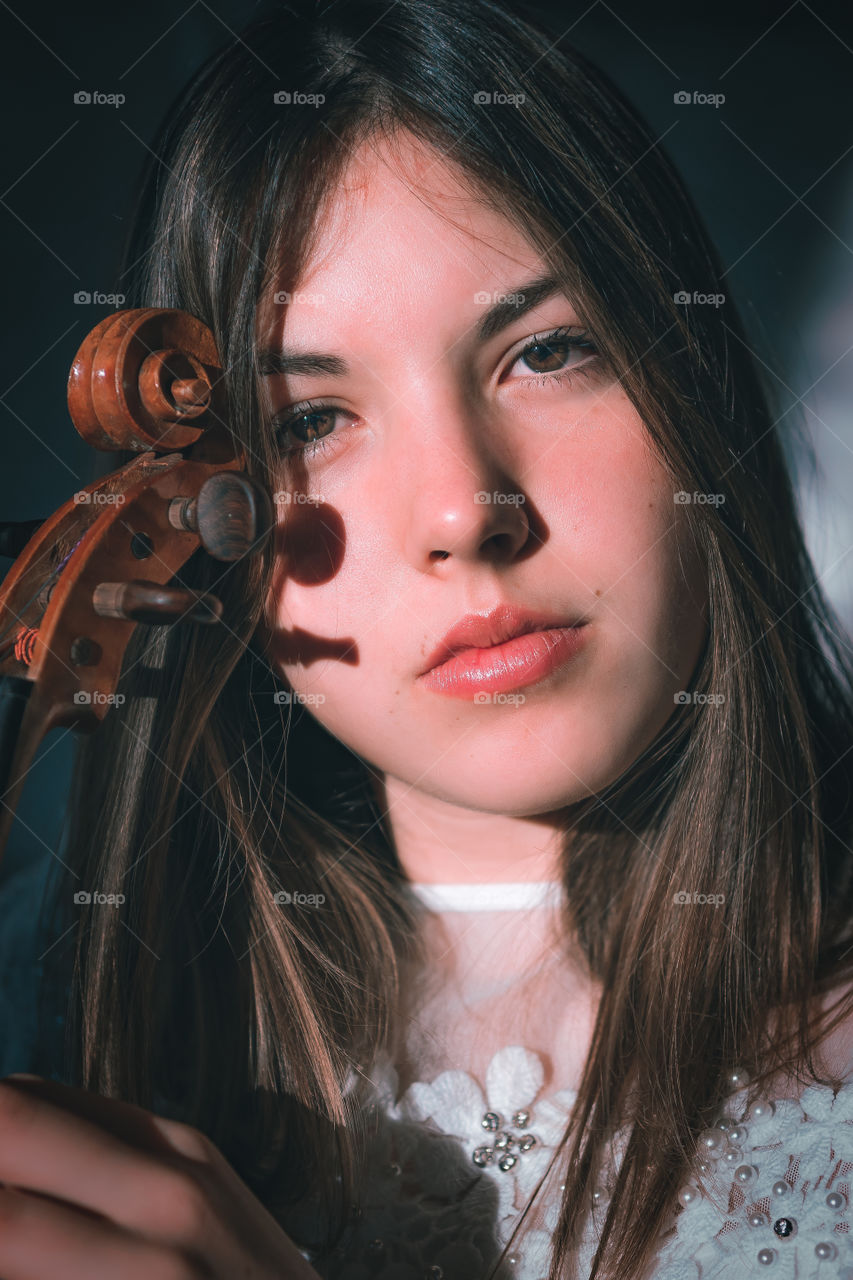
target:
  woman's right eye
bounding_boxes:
[272,402,351,458]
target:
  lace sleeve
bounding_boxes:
[651,1080,853,1278]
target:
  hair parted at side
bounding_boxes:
[37,1,853,1277]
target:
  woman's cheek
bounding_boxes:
[541,414,704,702]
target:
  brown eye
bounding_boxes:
[517,329,599,377]
[272,405,345,454]
[290,408,337,444]
[520,337,575,375]
[509,325,600,383]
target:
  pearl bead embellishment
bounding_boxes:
[698,1126,727,1153]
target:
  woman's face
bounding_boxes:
[256,131,708,817]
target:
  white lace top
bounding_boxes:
[282,880,853,1279]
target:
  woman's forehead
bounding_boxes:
[257,130,544,309]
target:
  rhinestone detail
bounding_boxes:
[472,1108,539,1173]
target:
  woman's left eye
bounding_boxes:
[507,326,602,388]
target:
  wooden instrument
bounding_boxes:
[0,308,273,860]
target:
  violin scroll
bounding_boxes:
[67,308,223,453]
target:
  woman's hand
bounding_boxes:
[0,1073,323,1279]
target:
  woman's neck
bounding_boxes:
[373,772,569,884]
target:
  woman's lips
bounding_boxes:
[417,624,590,697]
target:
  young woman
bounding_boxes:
[5,0,853,1277]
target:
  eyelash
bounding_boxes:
[271,326,602,461]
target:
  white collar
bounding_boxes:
[407,880,563,912]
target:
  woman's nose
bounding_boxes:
[394,397,531,569]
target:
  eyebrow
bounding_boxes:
[257,274,565,378]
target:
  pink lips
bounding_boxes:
[418,604,590,698]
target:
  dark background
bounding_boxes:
[1,0,852,1070]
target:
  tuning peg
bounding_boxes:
[92,581,222,625]
[167,471,273,561]
[0,519,46,559]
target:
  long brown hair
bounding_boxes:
[38,1,853,1276]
